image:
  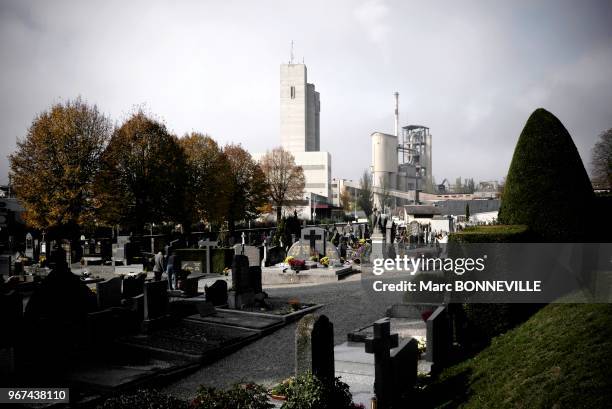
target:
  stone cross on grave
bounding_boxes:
[240,232,246,254]
[198,239,217,275]
[365,318,399,409]
[304,229,324,256]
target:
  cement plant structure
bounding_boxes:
[370,93,433,209]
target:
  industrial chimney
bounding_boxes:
[394,92,399,137]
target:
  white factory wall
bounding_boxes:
[293,151,331,200]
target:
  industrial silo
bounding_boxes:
[371,132,398,190]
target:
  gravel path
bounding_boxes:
[161,273,405,400]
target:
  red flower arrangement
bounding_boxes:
[288,258,306,269]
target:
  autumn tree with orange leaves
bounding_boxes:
[94,111,188,233]
[223,144,269,232]
[179,132,231,227]
[9,98,112,240]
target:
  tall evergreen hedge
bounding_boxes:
[498,108,593,241]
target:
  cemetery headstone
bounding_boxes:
[365,318,399,409]
[180,274,202,297]
[228,255,254,309]
[233,244,260,267]
[25,233,34,259]
[205,280,228,306]
[391,338,419,405]
[122,273,146,297]
[176,248,208,274]
[95,276,123,309]
[426,306,451,372]
[143,280,169,321]
[301,227,326,257]
[198,239,217,273]
[249,266,263,294]
[295,314,335,384]
[113,235,131,266]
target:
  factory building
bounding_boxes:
[370,93,433,210]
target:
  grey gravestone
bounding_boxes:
[249,266,263,294]
[265,246,286,266]
[391,338,419,404]
[295,314,335,384]
[198,239,217,273]
[181,274,202,297]
[113,235,130,265]
[229,255,253,309]
[205,280,228,306]
[233,244,260,267]
[122,273,146,297]
[231,255,251,293]
[25,233,34,259]
[95,276,123,309]
[143,280,169,321]
[365,318,399,409]
[176,249,208,274]
[301,227,326,256]
[426,306,451,372]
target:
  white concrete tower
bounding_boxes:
[279,62,330,201]
[280,64,320,152]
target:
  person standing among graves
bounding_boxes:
[166,251,180,290]
[153,251,164,281]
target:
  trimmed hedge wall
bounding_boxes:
[449,225,541,350]
[449,225,532,243]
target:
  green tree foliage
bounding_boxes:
[590,128,612,189]
[357,170,374,218]
[9,98,112,238]
[179,132,231,227]
[498,108,593,241]
[223,144,269,232]
[95,111,188,232]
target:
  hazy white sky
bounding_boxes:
[1,0,611,184]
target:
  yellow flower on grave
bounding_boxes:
[284,256,294,264]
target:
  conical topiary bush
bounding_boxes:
[498,108,593,241]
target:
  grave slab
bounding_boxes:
[184,310,284,333]
[117,320,260,360]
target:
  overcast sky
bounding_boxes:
[1,0,611,185]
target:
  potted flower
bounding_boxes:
[288,257,306,272]
[320,256,329,267]
[269,377,293,400]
